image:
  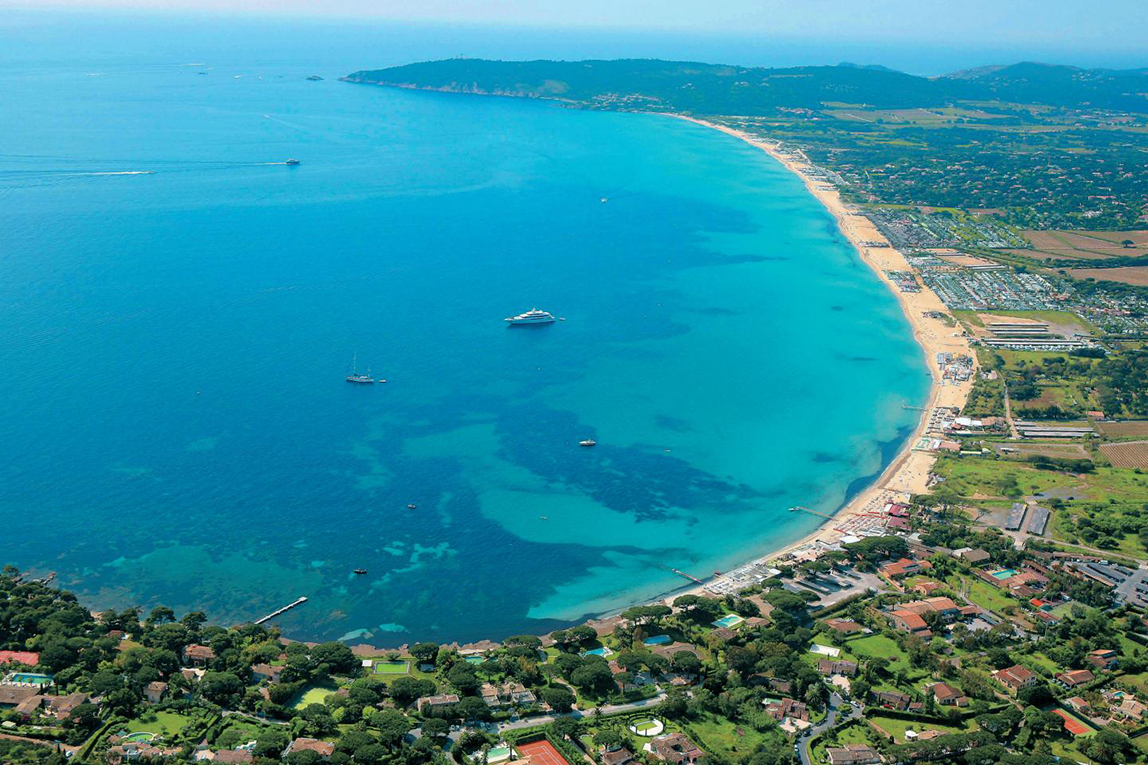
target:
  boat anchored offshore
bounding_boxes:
[579,439,597,447]
[285,158,301,166]
[353,568,367,575]
[345,353,374,384]
[505,308,556,326]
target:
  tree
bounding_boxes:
[540,686,576,713]
[200,671,244,706]
[1081,728,1132,764]
[410,642,440,665]
[447,663,479,695]
[550,716,580,740]
[421,717,450,739]
[373,709,410,746]
[310,642,358,675]
[593,731,624,750]
[390,676,435,707]
[570,662,614,693]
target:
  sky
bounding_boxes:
[1,0,1145,74]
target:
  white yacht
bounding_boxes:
[345,353,374,384]
[505,308,556,326]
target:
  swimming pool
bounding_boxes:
[121,733,156,744]
[584,646,614,657]
[487,746,512,763]
[991,569,1019,580]
[464,656,486,665]
[712,614,744,628]
[643,635,672,646]
[4,673,52,686]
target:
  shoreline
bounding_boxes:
[647,114,975,596]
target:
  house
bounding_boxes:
[650,733,705,765]
[887,610,932,639]
[880,558,930,579]
[764,697,809,722]
[182,644,216,667]
[43,692,89,720]
[875,691,911,710]
[817,660,858,677]
[899,597,962,621]
[415,694,459,713]
[283,738,335,759]
[952,548,990,564]
[106,742,175,764]
[1087,649,1119,671]
[144,681,167,704]
[1055,669,1094,689]
[993,665,1039,696]
[928,682,968,707]
[824,619,864,635]
[479,682,536,707]
[214,751,254,764]
[0,651,40,667]
[251,664,284,685]
[826,744,882,765]
[911,581,945,596]
[0,686,40,708]
[1119,698,1148,721]
[181,668,205,685]
[601,749,636,765]
[1065,697,1090,715]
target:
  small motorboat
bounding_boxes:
[407,504,417,510]
[579,439,596,447]
[353,568,367,575]
[285,158,301,166]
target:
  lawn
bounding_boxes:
[845,635,906,662]
[290,682,340,709]
[120,711,196,739]
[372,660,410,675]
[684,713,773,760]
[959,575,1017,614]
[867,714,971,742]
[811,721,871,765]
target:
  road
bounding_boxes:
[495,692,667,732]
[797,692,861,765]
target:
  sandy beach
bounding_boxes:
[666,114,975,576]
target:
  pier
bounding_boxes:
[670,568,704,584]
[790,505,836,521]
[254,596,307,625]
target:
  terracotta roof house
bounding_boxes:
[911,581,945,596]
[824,619,864,635]
[144,681,167,704]
[900,597,961,621]
[416,694,459,712]
[826,744,882,765]
[817,660,858,677]
[765,697,809,722]
[44,692,89,720]
[994,665,1039,695]
[1055,669,1095,688]
[182,644,216,666]
[1087,649,1119,671]
[650,733,705,765]
[480,681,536,707]
[887,610,932,639]
[251,663,284,685]
[1120,698,1148,721]
[283,738,335,759]
[0,651,40,667]
[601,748,636,765]
[928,682,968,707]
[880,558,930,579]
[214,751,255,764]
[875,691,911,711]
[1065,696,1090,714]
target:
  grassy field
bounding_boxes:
[685,713,774,760]
[120,711,197,738]
[372,660,410,675]
[290,682,340,709]
[957,574,1017,614]
[845,635,905,661]
[867,714,971,742]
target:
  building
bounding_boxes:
[479,681,537,707]
[875,691,911,711]
[214,751,255,764]
[824,619,864,635]
[952,548,990,564]
[283,738,335,760]
[764,697,809,722]
[880,558,930,579]
[887,610,932,639]
[144,681,167,704]
[182,644,216,667]
[1065,697,1090,715]
[601,748,636,765]
[650,733,705,765]
[911,581,945,596]
[826,744,882,765]
[1087,649,1119,671]
[928,682,968,707]
[899,597,962,621]
[0,686,40,708]
[1120,698,1148,721]
[994,665,1039,695]
[415,694,459,713]
[817,660,858,677]
[251,664,284,685]
[1055,669,1094,689]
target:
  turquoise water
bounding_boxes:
[991,569,1019,579]
[0,15,928,644]
[7,673,53,685]
[643,635,672,645]
[713,614,746,628]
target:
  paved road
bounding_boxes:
[797,692,861,765]
[495,693,667,732]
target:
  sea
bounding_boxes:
[0,11,930,644]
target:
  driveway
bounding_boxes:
[796,692,861,765]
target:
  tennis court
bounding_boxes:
[517,739,570,765]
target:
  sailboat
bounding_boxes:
[345,353,374,384]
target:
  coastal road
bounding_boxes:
[797,692,860,765]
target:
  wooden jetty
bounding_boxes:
[790,505,836,521]
[670,568,704,584]
[255,596,307,625]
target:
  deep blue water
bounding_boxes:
[0,14,929,644]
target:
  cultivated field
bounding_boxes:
[994,443,1091,460]
[1014,229,1148,261]
[1068,266,1148,286]
[1100,440,1148,469]
[1096,421,1148,440]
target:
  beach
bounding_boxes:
[665,114,974,575]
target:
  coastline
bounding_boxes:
[653,114,975,591]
